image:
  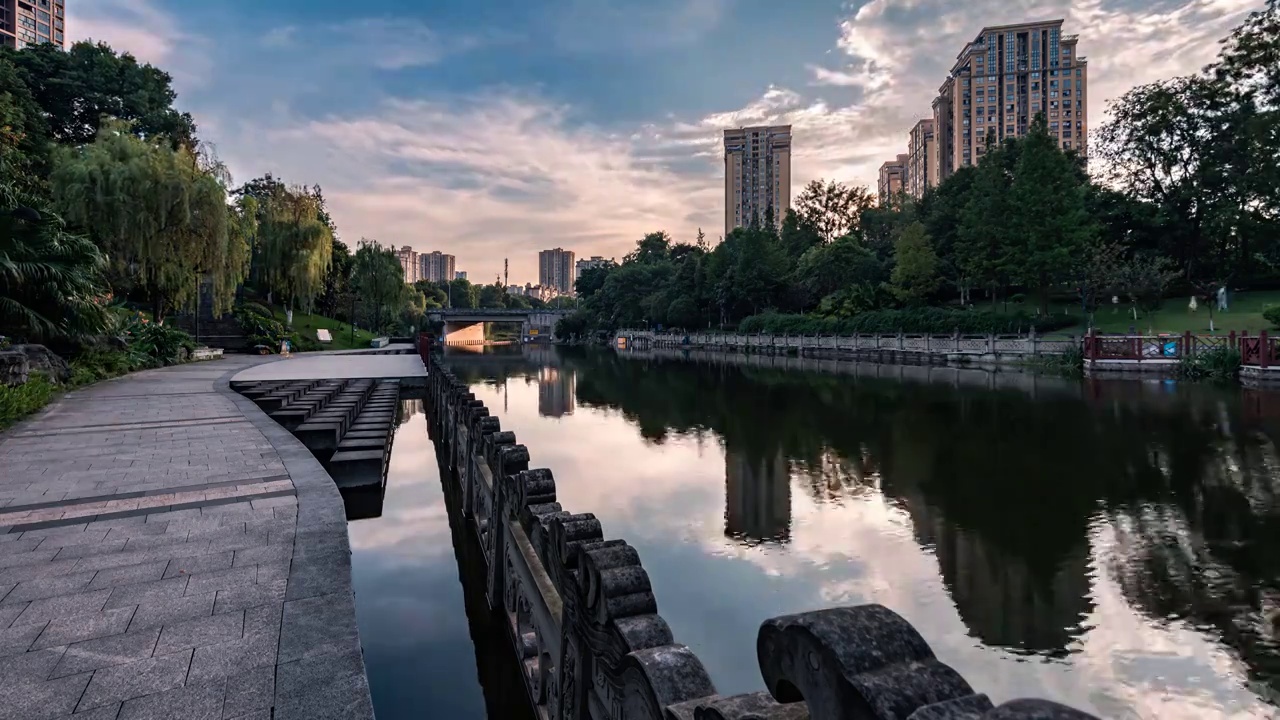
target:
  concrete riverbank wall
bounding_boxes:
[424,351,1100,720]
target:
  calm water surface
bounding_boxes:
[351,345,1280,719]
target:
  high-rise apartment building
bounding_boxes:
[724,125,792,236]
[395,246,420,284]
[0,0,65,49]
[905,119,938,199]
[933,19,1087,181]
[419,251,456,284]
[539,248,575,295]
[877,155,908,206]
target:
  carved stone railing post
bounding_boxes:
[421,353,1102,720]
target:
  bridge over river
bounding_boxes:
[426,308,572,344]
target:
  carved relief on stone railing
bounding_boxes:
[424,354,1102,720]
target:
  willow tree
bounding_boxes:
[352,240,408,332]
[247,181,332,314]
[48,120,239,319]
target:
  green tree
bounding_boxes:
[778,209,823,261]
[1008,115,1095,314]
[0,177,110,342]
[574,264,613,299]
[50,121,236,320]
[477,282,507,309]
[794,180,875,243]
[351,241,407,332]
[889,222,941,306]
[957,138,1016,307]
[0,54,51,194]
[444,278,477,309]
[3,41,197,149]
[243,179,333,312]
[795,235,883,307]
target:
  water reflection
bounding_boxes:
[346,401,535,720]
[437,345,1280,718]
[724,448,791,544]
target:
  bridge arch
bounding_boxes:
[425,309,573,344]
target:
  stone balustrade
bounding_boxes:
[424,351,1101,720]
[616,331,1079,366]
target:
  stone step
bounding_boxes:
[328,449,386,489]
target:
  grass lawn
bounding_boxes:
[269,308,379,351]
[1032,289,1280,336]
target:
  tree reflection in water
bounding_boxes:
[440,345,1280,708]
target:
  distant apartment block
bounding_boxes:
[539,248,576,295]
[906,119,937,199]
[395,246,421,284]
[419,251,456,284]
[933,19,1087,181]
[724,125,792,236]
[877,155,907,206]
[455,271,467,281]
[0,0,65,49]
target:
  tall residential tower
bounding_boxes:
[933,19,1087,181]
[724,125,792,236]
[539,248,576,295]
[0,0,65,49]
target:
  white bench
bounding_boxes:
[316,329,333,343]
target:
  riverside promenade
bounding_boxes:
[0,358,373,720]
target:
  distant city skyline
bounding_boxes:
[68,1,1254,282]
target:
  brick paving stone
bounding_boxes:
[118,679,226,720]
[76,649,194,713]
[154,611,243,655]
[51,625,162,678]
[33,606,135,650]
[0,359,370,720]
[163,551,234,580]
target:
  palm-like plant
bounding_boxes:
[0,179,111,342]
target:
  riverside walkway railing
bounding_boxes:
[424,350,1101,720]
[616,330,1079,361]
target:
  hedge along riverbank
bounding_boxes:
[737,309,1078,336]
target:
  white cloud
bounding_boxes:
[66,0,212,87]
[212,92,723,282]
[64,0,1260,284]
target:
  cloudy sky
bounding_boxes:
[69,0,1256,285]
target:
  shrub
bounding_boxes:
[1177,347,1241,381]
[69,349,148,385]
[122,318,196,365]
[234,304,288,351]
[1263,305,1280,329]
[737,308,1077,336]
[0,373,56,428]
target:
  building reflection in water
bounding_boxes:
[723,447,792,544]
[537,366,575,418]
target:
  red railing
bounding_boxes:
[1239,331,1279,367]
[1083,329,1280,367]
[417,332,435,365]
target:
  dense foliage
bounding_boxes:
[737,309,1076,336]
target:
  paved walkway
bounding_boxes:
[229,354,425,385]
[0,358,373,720]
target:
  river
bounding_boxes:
[349,344,1280,719]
